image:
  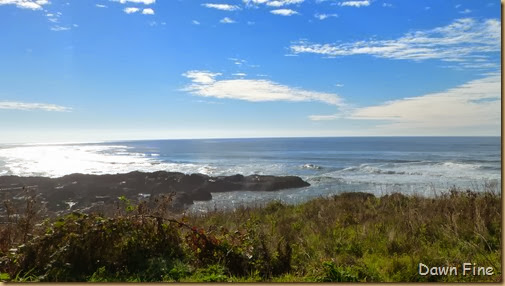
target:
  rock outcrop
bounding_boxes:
[0,171,310,213]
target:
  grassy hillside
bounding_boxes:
[0,189,501,282]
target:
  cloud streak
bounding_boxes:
[243,0,303,7]
[220,17,235,23]
[111,0,155,4]
[338,0,370,7]
[0,101,71,112]
[266,0,303,7]
[203,3,240,10]
[0,0,49,10]
[290,18,500,69]
[142,8,154,14]
[270,8,298,15]
[314,13,337,20]
[311,74,500,134]
[182,70,344,107]
[124,7,139,13]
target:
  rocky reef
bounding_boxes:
[0,171,310,214]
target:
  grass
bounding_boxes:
[0,188,501,282]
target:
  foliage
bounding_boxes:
[0,188,501,282]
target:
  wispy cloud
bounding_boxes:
[192,20,201,25]
[266,0,303,7]
[110,0,155,4]
[308,114,340,120]
[182,70,344,107]
[382,2,392,7]
[0,101,71,112]
[270,8,298,16]
[229,58,247,65]
[290,18,500,69]
[95,4,108,8]
[314,13,337,20]
[338,0,370,7]
[124,7,140,13]
[220,17,236,23]
[0,0,49,10]
[183,71,222,84]
[243,0,303,7]
[347,74,501,133]
[50,25,71,31]
[142,8,154,14]
[459,8,471,14]
[203,3,240,10]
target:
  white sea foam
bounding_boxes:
[0,144,205,178]
[323,161,500,186]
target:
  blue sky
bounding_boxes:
[0,0,501,143]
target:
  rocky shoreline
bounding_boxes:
[0,171,310,215]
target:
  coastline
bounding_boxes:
[0,171,310,216]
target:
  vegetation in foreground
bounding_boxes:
[0,188,501,282]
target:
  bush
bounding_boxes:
[11,213,184,281]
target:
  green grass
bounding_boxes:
[0,189,501,282]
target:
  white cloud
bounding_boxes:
[0,101,71,112]
[270,8,298,15]
[123,7,139,13]
[338,0,370,7]
[110,0,155,5]
[142,7,154,14]
[243,0,303,7]
[266,0,303,7]
[308,114,340,120]
[382,2,392,7]
[182,70,222,84]
[202,3,240,10]
[0,0,49,10]
[328,74,499,134]
[335,83,344,87]
[229,57,246,65]
[50,25,71,31]
[314,13,337,20]
[182,70,344,108]
[290,18,500,69]
[232,73,247,76]
[243,0,268,5]
[459,9,471,14]
[220,17,235,23]
[192,20,200,25]
[95,4,107,8]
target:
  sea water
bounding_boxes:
[0,137,500,212]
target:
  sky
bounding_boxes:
[0,0,501,143]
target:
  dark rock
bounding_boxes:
[0,171,310,214]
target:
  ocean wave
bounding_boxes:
[340,165,421,175]
[440,161,480,169]
[301,163,323,170]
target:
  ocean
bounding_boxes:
[0,137,500,212]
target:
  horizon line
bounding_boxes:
[2,134,501,146]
